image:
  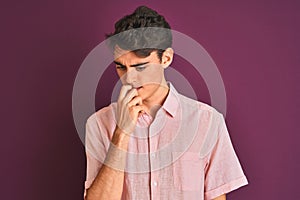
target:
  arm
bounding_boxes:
[85,128,130,200]
[213,194,226,200]
[85,85,145,200]
[204,113,248,199]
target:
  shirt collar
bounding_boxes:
[161,82,180,117]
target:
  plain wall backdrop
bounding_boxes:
[1,0,299,199]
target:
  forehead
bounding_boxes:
[113,45,130,59]
[113,46,159,64]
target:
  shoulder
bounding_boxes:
[178,93,223,121]
[87,102,117,125]
[85,102,117,142]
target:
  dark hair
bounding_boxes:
[106,6,172,62]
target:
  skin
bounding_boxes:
[214,194,226,200]
[85,47,226,200]
[114,47,172,118]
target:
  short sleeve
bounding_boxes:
[84,113,107,199]
[204,115,248,199]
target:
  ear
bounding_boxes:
[161,48,174,69]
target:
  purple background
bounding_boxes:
[1,0,299,199]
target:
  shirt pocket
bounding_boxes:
[172,152,205,191]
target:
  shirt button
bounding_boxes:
[153,181,158,186]
[151,153,156,158]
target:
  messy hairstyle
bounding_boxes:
[106,6,172,62]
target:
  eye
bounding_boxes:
[116,65,126,71]
[135,66,146,72]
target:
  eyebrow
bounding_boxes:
[114,61,149,67]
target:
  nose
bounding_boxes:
[125,68,137,85]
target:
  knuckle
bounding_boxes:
[127,103,132,109]
[131,106,138,112]
[136,96,142,101]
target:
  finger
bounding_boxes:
[122,88,138,104]
[127,96,143,108]
[118,85,132,102]
[130,105,146,118]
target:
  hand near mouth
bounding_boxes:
[115,85,146,135]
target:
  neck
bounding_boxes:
[143,80,169,117]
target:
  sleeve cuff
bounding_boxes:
[205,176,248,200]
[84,180,93,199]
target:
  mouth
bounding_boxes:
[134,86,143,91]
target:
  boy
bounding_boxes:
[84,6,248,200]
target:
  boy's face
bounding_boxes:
[114,47,167,102]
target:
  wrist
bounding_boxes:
[112,127,130,150]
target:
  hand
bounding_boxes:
[116,85,145,135]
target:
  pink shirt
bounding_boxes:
[84,83,248,200]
